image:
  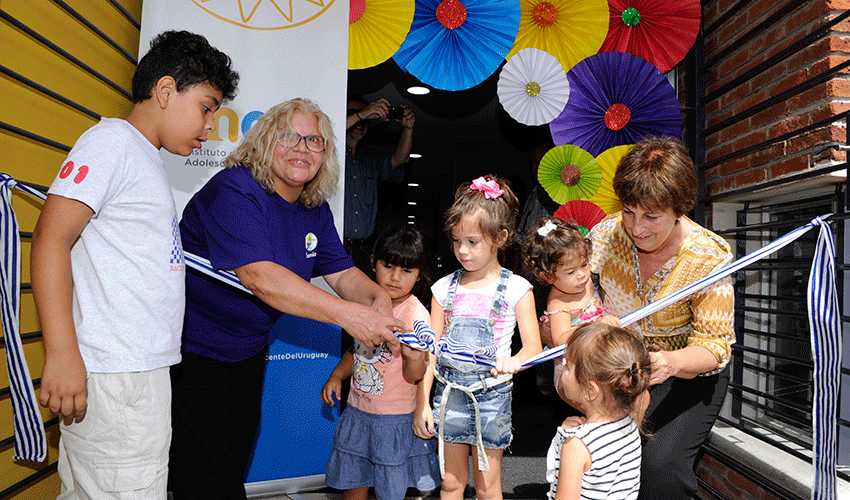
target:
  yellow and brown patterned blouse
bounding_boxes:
[589,214,735,375]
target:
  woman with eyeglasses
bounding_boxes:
[169,98,406,500]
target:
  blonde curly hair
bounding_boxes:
[223,98,339,208]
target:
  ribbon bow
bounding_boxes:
[537,220,557,237]
[470,177,503,199]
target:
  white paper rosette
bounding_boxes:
[497,48,570,126]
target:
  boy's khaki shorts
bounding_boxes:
[57,367,171,500]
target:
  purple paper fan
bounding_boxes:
[549,52,682,156]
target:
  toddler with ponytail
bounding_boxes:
[546,322,651,500]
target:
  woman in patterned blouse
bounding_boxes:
[589,136,734,500]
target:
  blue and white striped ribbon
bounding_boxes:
[807,219,840,500]
[2,174,841,498]
[522,215,831,369]
[0,173,47,462]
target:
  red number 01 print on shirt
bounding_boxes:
[59,161,89,184]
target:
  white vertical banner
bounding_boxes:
[139,1,349,494]
[140,0,348,223]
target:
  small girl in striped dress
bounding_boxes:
[547,322,651,500]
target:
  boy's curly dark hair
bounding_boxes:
[132,30,239,103]
[523,217,591,285]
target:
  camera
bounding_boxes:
[386,105,404,121]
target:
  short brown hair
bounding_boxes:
[444,175,520,250]
[565,322,651,424]
[612,136,697,217]
[223,98,339,209]
[523,218,591,285]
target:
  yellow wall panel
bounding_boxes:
[2,75,101,151]
[0,30,133,123]
[0,426,61,498]
[1,1,139,495]
[0,132,70,186]
[3,1,137,89]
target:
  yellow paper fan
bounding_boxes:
[585,144,634,214]
[507,0,609,74]
[349,0,415,70]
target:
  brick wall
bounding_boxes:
[696,451,792,500]
[686,2,849,499]
[699,0,850,199]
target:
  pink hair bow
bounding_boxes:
[470,176,503,199]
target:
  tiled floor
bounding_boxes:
[248,368,573,500]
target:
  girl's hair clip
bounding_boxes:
[470,176,503,199]
[537,219,557,237]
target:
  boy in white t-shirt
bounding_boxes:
[30,30,238,499]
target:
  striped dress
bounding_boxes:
[546,417,641,500]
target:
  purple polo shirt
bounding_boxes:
[180,166,353,362]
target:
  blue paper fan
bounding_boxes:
[393,0,521,91]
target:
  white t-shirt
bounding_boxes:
[431,271,532,359]
[48,118,184,373]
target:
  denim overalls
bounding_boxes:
[433,268,514,475]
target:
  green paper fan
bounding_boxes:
[537,145,601,204]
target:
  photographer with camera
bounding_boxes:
[343,96,415,274]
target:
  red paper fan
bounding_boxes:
[599,0,701,73]
[553,200,606,235]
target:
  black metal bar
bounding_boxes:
[703,0,808,70]
[735,194,839,215]
[0,9,132,100]
[734,396,814,433]
[0,122,71,152]
[738,292,810,302]
[688,27,707,226]
[713,209,847,234]
[19,231,33,239]
[703,110,850,170]
[729,382,812,414]
[0,332,44,349]
[703,0,748,37]
[705,9,850,102]
[105,0,140,29]
[732,344,814,368]
[0,65,100,121]
[738,305,808,317]
[739,360,811,386]
[50,0,136,63]
[0,462,58,499]
[739,328,812,344]
[706,163,848,203]
[704,58,850,137]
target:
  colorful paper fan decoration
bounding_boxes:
[599,0,701,73]
[550,52,682,157]
[497,48,570,126]
[349,0,415,69]
[392,0,520,91]
[553,200,607,235]
[585,144,634,215]
[537,145,601,204]
[506,0,609,74]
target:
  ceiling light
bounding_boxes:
[407,86,430,95]
[408,202,417,205]
[409,153,422,159]
[408,183,419,187]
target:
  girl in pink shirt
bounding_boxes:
[322,225,440,500]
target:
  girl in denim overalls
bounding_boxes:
[413,176,542,500]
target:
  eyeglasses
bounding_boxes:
[278,130,326,152]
